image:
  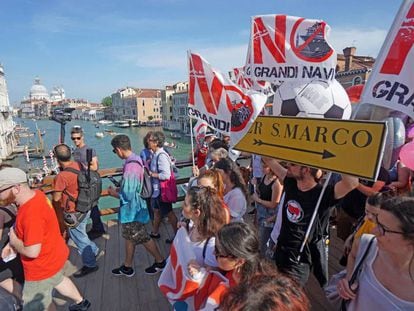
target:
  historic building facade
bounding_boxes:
[0,64,16,160]
[111,87,162,124]
[335,46,375,89]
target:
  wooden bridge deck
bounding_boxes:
[54,211,343,311]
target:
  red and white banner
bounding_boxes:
[360,1,414,119]
[158,228,229,310]
[194,119,208,149]
[188,52,267,146]
[247,15,337,83]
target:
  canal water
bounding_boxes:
[12,118,194,215]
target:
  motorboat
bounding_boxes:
[113,121,130,128]
[98,120,113,125]
[170,133,182,140]
[95,132,104,138]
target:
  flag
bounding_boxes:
[246,15,337,83]
[360,1,414,119]
[158,228,229,310]
[193,119,208,149]
[188,52,267,146]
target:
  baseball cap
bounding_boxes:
[0,168,27,191]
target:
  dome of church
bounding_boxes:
[30,77,49,100]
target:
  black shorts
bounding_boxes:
[151,196,173,217]
[0,256,24,284]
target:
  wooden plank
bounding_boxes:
[100,220,121,311]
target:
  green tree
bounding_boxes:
[101,96,112,107]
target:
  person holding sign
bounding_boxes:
[263,158,358,287]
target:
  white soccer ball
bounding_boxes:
[271,79,352,119]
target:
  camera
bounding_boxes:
[50,107,75,124]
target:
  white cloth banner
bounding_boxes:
[247,15,337,83]
[188,52,267,146]
[193,119,208,149]
[158,227,229,310]
[360,1,414,119]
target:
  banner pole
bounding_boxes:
[296,172,332,262]
[189,117,196,171]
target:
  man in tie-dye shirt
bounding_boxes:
[108,135,166,276]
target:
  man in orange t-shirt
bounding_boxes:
[52,144,99,278]
[0,167,90,310]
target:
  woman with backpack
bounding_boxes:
[148,131,178,244]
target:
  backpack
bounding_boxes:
[0,286,21,310]
[126,159,153,199]
[64,164,102,213]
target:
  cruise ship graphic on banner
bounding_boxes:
[296,22,332,58]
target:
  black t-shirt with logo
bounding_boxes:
[278,177,337,251]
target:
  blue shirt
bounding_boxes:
[119,153,149,224]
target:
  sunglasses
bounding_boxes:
[0,185,14,194]
[375,216,404,236]
[112,149,117,154]
[71,137,82,141]
[214,245,235,259]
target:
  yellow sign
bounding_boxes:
[235,116,387,180]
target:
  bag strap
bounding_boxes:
[62,165,82,203]
[202,237,212,263]
[63,166,81,175]
[156,152,171,174]
[124,159,143,173]
[349,235,376,285]
[0,206,16,220]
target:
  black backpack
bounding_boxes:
[126,159,153,199]
[64,164,102,213]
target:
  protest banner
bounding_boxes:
[360,1,414,119]
[188,52,267,146]
[158,228,228,310]
[246,15,337,83]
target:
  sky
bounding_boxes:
[0,0,401,105]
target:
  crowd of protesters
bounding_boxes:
[0,127,413,310]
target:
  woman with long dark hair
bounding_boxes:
[338,196,414,310]
[214,158,248,222]
[182,186,227,267]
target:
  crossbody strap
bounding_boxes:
[349,235,376,285]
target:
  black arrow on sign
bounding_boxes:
[253,139,336,159]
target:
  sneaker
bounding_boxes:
[149,232,161,239]
[69,298,91,311]
[87,230,105,240]
[73,266,98,278]
[112,265,135,277]
[145,260,166,275]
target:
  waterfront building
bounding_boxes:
[172,82,190,135]
[335,46,375,89]
[111,87,162,125]
[0,64,17,160]
[20,77,51,118]
[161,85,176,130]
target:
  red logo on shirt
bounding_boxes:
[286,200,304,223]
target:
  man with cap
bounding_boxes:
[71,126,105,240]
[0,167,91,310]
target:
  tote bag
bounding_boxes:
[156,152,178,203]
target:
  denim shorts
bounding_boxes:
[121,221,150,245]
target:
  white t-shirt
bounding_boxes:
[190,236,218,268]
[224,187,247,222]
